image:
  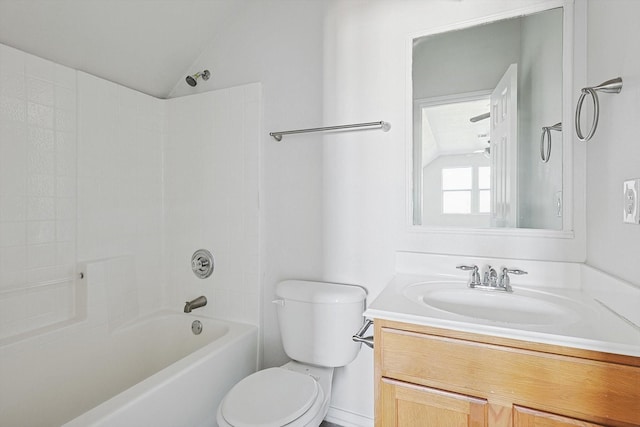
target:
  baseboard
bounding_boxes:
[324,406,374,427]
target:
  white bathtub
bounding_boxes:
[0,310,258,427]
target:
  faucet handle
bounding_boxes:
[504,268,527,276]
[498,267,527,291]
[457,265,481,287]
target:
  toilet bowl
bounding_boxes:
[216,280,367,427]
[217,361,333,427]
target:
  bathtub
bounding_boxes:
[0,310,258,427]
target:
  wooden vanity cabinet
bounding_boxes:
[374,319,640,427]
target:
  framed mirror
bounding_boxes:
[412,7,564,230]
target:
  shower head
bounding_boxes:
[186,69,210,87]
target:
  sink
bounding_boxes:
[403,282,585,325]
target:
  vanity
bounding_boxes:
[373,319,639,427]
[366,256,640,427]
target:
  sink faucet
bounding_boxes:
[456,264,526,292]
[184,296,207,313]
[482,265,498,287]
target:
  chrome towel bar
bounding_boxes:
[540,122,562,163]
[469,111,490,123]
[575,77,622,142]
[270,121,390,141]
[352,319,374,349]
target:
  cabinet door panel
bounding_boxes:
[380,378,487,427]
[513,406,605,427]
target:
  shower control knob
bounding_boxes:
[192,258,209,270]
[191,249,214,279]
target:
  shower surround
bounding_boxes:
[0,45,78,340]
[0,42,261,422]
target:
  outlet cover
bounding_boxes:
[623,179,640,224]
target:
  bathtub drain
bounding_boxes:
[191,320,203,335]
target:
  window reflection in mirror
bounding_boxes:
[412,8,563,230]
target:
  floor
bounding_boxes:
[320,422,343,427]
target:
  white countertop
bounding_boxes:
[365,274,640,358]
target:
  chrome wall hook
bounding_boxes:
[575,77,622,142]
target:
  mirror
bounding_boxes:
[412,8,563,230]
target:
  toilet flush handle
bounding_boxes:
[352,319,374,349]
[272,299,285,307]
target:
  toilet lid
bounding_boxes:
[221,367,320,427]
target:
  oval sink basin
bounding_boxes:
[403,282,585,325]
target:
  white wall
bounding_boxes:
[0,44,79,340]
[168,0,326,369]
[0,42,171,342]
[413,17,521,100]
[77,72,166,326]
[585,0,640,288]
[0,41,169,342]
[164,84,260,326]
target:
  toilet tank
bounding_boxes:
[275,280,367,368]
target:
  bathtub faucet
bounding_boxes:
[184,296,207,313]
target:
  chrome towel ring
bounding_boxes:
[540,122,562,163]
[575,77,623,142]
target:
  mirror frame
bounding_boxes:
[401,0,587,262]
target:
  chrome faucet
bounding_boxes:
[482,265,498,287]
[457,264,526,292]
[184,296,207,313]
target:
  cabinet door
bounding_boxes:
[380,378,487,427]
[513,406,606,427]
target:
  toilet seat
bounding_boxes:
[219,367,322,427]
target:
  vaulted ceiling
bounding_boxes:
[0,0,247,98]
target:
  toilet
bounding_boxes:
[216,280,367,427]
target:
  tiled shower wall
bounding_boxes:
[165,85,260,326]
[1,42,260,342]
[77,71,166,326]
[0,44,78,340]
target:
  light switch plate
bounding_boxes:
[623,179,640,224]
